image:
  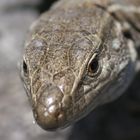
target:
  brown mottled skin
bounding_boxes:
[20,0,140,131]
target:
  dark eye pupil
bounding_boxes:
[89,58,99,74]
[23,60,28,74]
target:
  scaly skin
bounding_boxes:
[20,0,140,131]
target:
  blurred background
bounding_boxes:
[0,0,140,140]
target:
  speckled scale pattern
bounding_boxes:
[21,0,140,131]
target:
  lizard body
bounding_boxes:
[20,0,140,130]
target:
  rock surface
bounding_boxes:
[0,0,140,140]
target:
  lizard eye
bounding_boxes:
[87,56,100,77]
[23,60,28,75]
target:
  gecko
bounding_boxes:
[20,0,140,131]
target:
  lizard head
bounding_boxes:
[20,7,133,131]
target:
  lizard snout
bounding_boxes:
[33,85,66,130]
